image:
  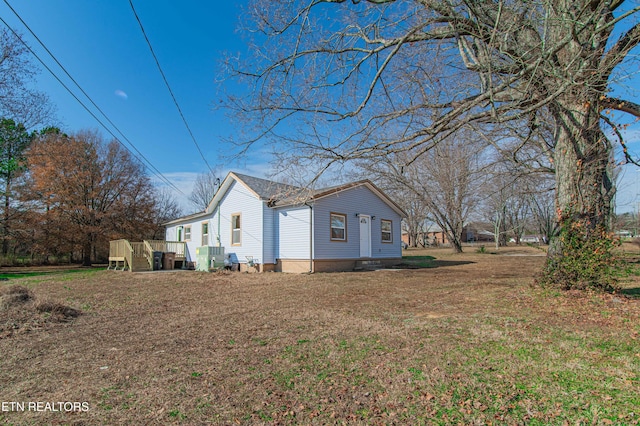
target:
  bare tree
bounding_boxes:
[0,29,55,129]
[361,131,487,253]
[399,192,430,248]
[226,0,640,288]
[481,171,512,249]
[361,175,429,248]
[152,188,184,239]
[528,180,556,244]
[188,170,221,212]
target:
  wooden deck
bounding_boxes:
[108,239,187,272]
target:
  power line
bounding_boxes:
[128,0,215,175]
[0,0,186,196]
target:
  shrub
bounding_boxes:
[538,220,619,292]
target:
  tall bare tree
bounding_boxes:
[361,131,487,253]
[0,29,55,129]
[528,180,556,244]
[226,0,640,288]
[399,192,430,248]
[481,172,512,248]
[152,188,184,239]
[188,170,220,212]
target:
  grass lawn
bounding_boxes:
[0,246,638,424]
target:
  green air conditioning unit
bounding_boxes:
[195,246,225,271]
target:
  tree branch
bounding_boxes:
[601,21,640,75]
[601,97,640,118]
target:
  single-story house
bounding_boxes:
[164,172,407,273]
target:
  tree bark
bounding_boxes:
[82,233,93,267]
[2,179,9,256]
[549,98,615,256]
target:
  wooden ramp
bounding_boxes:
[108,240,186,272]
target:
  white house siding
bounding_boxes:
[165,226,177,242]
[164,181,266,266]
[313,185,402,260]
[275,206,312,260]
[214,180,265,265]
[164,214,212,263]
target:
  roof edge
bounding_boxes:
[304,180,406,218]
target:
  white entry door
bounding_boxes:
[359,215,371,258]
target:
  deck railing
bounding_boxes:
[165,241,186,258]
[109,239,187,271]
[145,240,186,258]
[109,239,134,270]
[143,241,154,270]
[109,239,129,259]
[146,240,166,253]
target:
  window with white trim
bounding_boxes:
[202,222,209,246]
[330,212,347,241]
[231,214,241,245]
[381,219,393,243]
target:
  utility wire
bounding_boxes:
[1,0,185,196]
[129,0,215,175]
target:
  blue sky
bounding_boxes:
[1,0,639,214]
[0,0,264,212]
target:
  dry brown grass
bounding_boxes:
[1,285,81,340]
[0,245,638,425]
[0,285,34,307]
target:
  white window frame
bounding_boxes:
[202,222,209,246]
[330,212,347,242]
[231,213,241,246]
[381,219,393,243]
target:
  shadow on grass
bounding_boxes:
[397,256,475,269]
[620,287,640,298]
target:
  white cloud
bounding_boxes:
[114,89,128,100]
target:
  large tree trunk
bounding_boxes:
[444,222,464,254]
[82,233,93,267]
[544,98,616,289]
[552,100,614,236]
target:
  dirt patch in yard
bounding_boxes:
[0,285,81,339]
[0,246,638,425]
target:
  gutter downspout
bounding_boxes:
[217,204,221,247]
[305,202,313,273]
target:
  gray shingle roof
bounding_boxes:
[232,173,305,201]
[164,171,406,226]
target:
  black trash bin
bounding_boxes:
[153,251,163,270]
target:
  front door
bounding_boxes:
[359,215,371,258]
